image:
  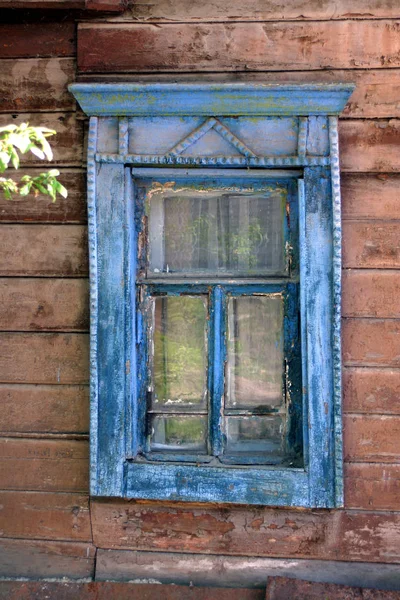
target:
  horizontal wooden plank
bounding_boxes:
[342,271,400,318]
[0,490,91,541]
[0,225,88,276]
[77,21,400,73]
[0,580,263,600]
[0,438,89,492]
[0,278,89,331]
[95,549,400,591]
[340,120,400,173]
[0,168,86,224]
[345,463,400,511]
[81,70,400,119]
[342,174,400,220]
[344,415,400,463]
[0,58,75,113]
[130,0,400,22]
[0,333,89,384]
[0,538,95,579]
[0,0,124,9]
[0,113,83,166]
[0,384,89,433]
[91,501,400,563]
[343,319,400,368]
[343,368,400,415]
[0,22,75,59]
[343,222,400,269]
[0,437,88,460]
[265,577,391,599]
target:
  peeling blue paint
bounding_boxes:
[74,84,350,507]
[69,83,354,117]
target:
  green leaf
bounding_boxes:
[58,183,68,199]
[32,181,48,195]
[41,137,53,162]
[29,145,45,160]
[0,123,67,201]
[19,183,31,196]
[10,148,19,170]
[37,127,56,135]
[0,125,17,134]
[0,152,10,172]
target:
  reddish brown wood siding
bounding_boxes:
[0,0,399,583]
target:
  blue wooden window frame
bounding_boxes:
[134,169,302,468]
[69,83,354,507]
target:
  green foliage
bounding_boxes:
[0,123,68,202]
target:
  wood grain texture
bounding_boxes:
[0,23,75,58]
[0,58,75,113]
[345,463,400,511]
[0,539,95,579]
[343,319,400,367]
[95,549,400,591]
[265,577,372,599]
[129,0,400,22]
[339,120,400,173]
[0,0,125,9]
[0,169,86,224]
[0,384,89,433]
[79,70,400,119]
[0,225,88,276]
[344,415,400,463]
[0,333,89,384]
[0,580,264,600]
[0,278,89,331]
[0,491,91,541]
[341,174,400,220]
[77,21,400,73]
[343,222,400,268]
[343,368,400,415]
[0,113,83,166]
[342,271,400,318]
[91,500,400,563]
[0,438,89,492]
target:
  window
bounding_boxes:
[69,83,354,506]
[134,170,302,468]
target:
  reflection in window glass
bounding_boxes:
[226,295,284,410]
[151,296,207,410]
[150,415,208,453]
[148,189,286,276]
[225,416,284,458]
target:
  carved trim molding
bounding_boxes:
[69,83,355,117]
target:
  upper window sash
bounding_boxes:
[133,169,299,281]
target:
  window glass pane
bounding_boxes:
[226,296,284,410]
[150,415,207,453]
[225,416,284,457]
[151,296,207,410]
[148,188,285,276]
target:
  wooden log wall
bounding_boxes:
[0,0,400,583]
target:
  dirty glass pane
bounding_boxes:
[225,416,284,457]
[226,296,284,410]
[151,296,207,410]
[148,188,285,276]
[150,415,208,453]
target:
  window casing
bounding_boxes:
[69,83,354,507]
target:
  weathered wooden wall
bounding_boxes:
[0,0,399,584]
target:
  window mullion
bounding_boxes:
[209,285,226,457]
